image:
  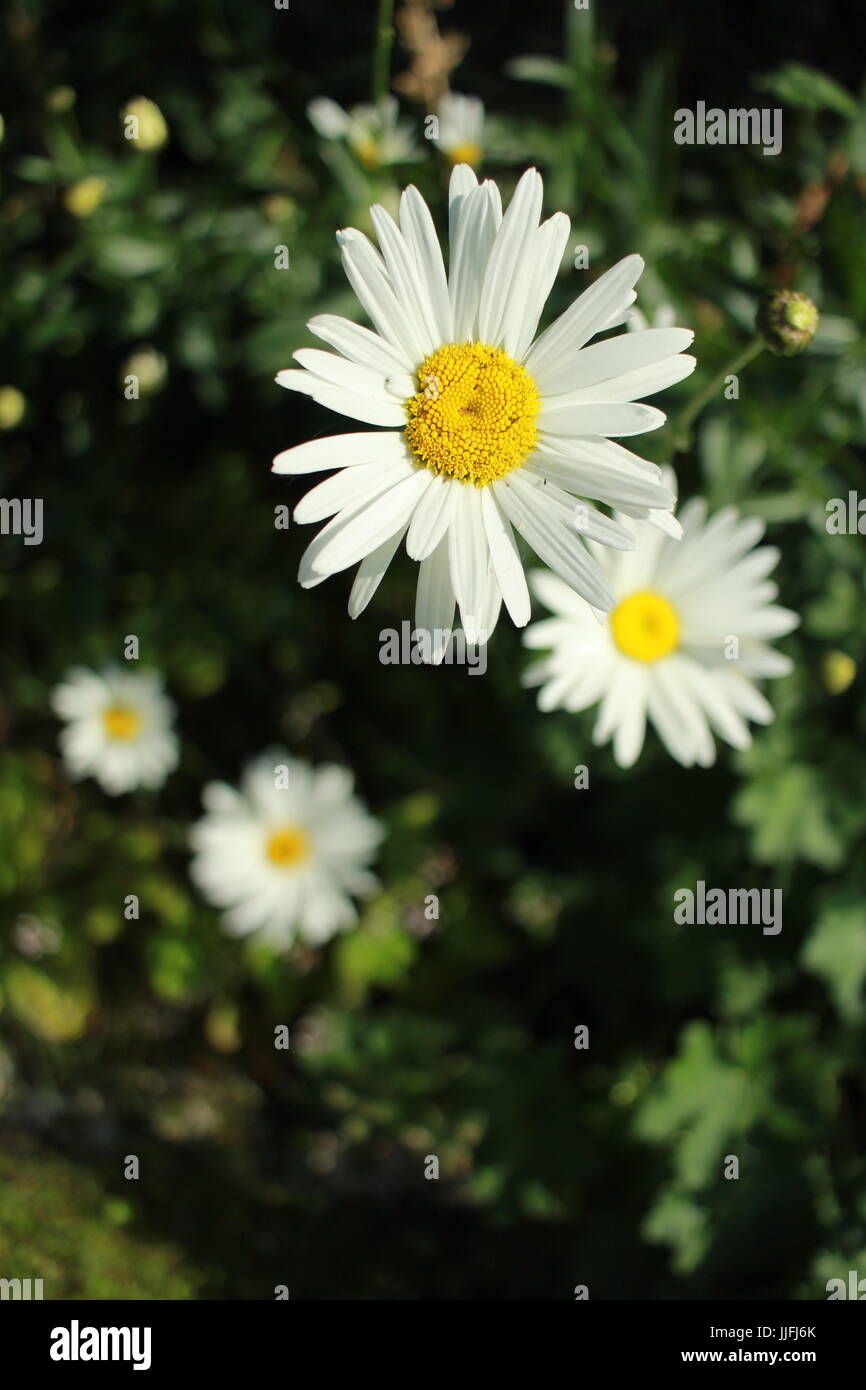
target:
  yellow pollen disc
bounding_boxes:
[102,705,142,740]
[405,342,540,486]
[611,591,680,664]
[265,825,311,869]
[448,141,482,167]
[350,135,381,169]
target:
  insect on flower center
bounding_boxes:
[265,825,311,869]
[611,591,680,664]
[405,342,540,486]
[102,705,142,740]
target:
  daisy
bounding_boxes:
[522,471,799,768]
[434,93,485,167]
[189,751,383,948]
[52,665,179,794]
[274,167,695,658]
[307,95,419,169]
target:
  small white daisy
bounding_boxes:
[189,751,383,949]
[522,471,799,768]
[274,166,695,659]
[434,93,485,167]
[52,665,179,795]
[307,95,419,169]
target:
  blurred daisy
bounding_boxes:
[274,166,695,658]
[307,96,418,168]
[434,93,485,167]
[52,666,178,794]
[523,472,799,768]
[189,752,383,948]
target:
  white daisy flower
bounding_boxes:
[434,93,485,167]
[189,751,383,949]
[307,95,419,169]
[274,166,696,659]
[52,665,179,795]
[522,472,799,768]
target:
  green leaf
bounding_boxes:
[732,764,844,869]
[335,923,418,1002]
[801,896,866,1021]
[95,236,173,277]
[756,64,859,119]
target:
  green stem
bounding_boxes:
[671,338,764,457]
[371,0,396,111]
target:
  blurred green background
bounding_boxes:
[1,0,865,1299]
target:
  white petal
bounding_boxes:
[275,369,405,427]
[494,473,615,611]
[273,430,406,475]
[535,327,694,398]
[524,253,645,381]
[338,227,426,363]
[448,164,479,278]
[307,314,414,374]
[570,353,696,403]
[449,180,502,341]
[539,400,666,438]
[371,204,440,355]
[292,349,393,400]
[307,97,349,139]
[480,487,531,626]
[405,472,456,560]
[510,212,571,361]
[516,465,636,550]
[294,457,414,523]
[415,534,456,664]
[531,439,673,510]
[348,525,407,618]
[477,168,543,349]
[399,185,453,343]
[299,469,430,582]
[447,486,491,641]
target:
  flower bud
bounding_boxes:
[121,96,168,152]
[822,650,855,695]
[64,176,107,218]
[756,290,819,356]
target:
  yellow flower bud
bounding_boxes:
[121,96,168,152]
[0,386,26,430]
[64,175,107,218]
[822,650,855,695]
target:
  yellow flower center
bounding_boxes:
[610,591,680,663]
[405,343,540,486]
[350,135,382,168]
[265,825,311,869]
[102,705,142,740]
[447,141,482,167]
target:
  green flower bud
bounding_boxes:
[756,290,819,356]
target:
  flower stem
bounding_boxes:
[371,0,396,111]
[670,338,764,457]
